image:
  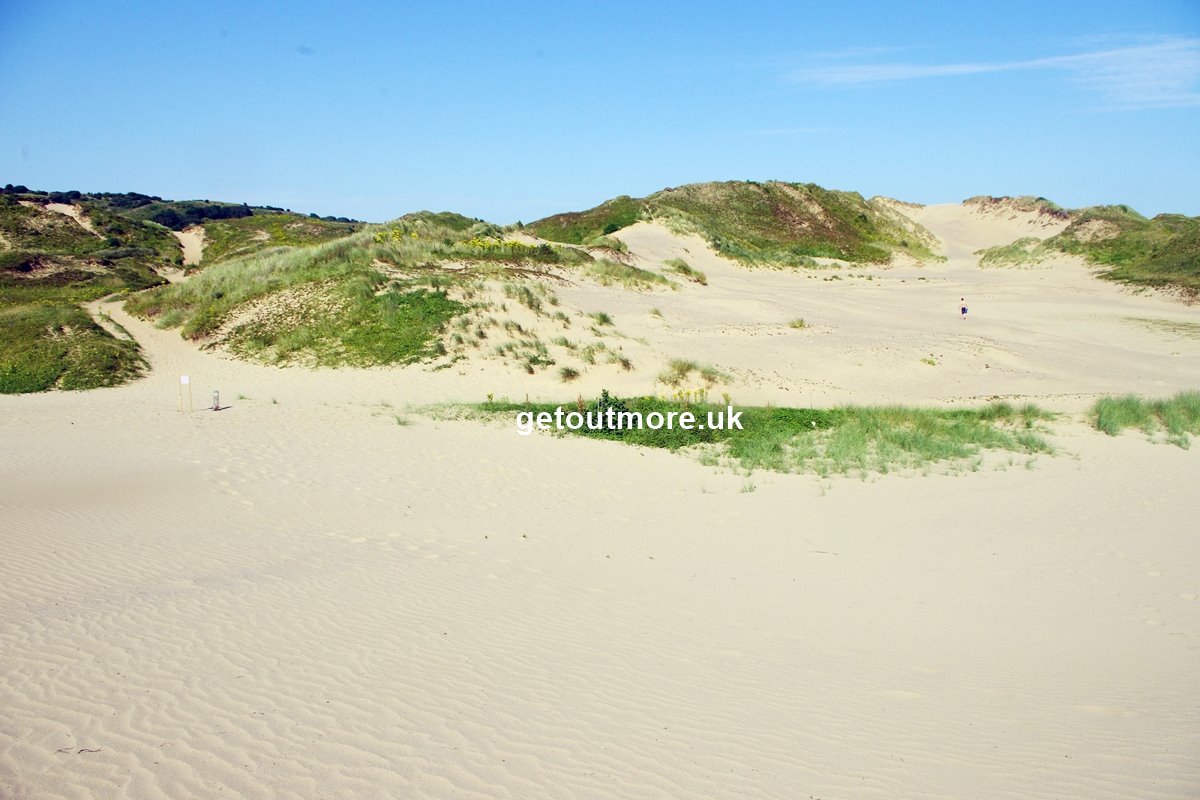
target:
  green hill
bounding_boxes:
[0,184,366,391]
[126,213,588,368]
[527,181,941,265]
[1043,206,1200,296]
[81,191,365,266]
[0,193,172,392]
[198,213,362,265]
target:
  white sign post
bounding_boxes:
[180,375,192,413]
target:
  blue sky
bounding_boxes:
[1,1,1198,223]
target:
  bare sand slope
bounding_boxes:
[172,226,205,267]
[905,200,1069,261]
[44,202,99,234]
[565,218,1200,409]
[1,381,1197,799]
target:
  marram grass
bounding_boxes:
[1093,392,1200,448]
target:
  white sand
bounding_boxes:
[2,202,1199,798]
[172,226,205,267]
[44,202,99,234]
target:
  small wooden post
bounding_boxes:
[180,375,192,413]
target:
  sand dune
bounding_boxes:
[44,202,99,234]
[2,201,1199,798]
[172,226,205,267]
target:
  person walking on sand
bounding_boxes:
[960,297,968,320]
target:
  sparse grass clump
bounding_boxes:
[658,358,727,387]
[585,234,629,253]
[559,366,580,382]
[1093,392,1200,447]
[975,237,1053,267]
[606,351,634,371]
[664,258,707,284]
[503,281,557,314]
[788,318,807,329]
[585,259,673,290]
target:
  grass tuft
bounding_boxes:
[584,259,673,289]
[1093,392,1200,447]
[658,359,726,387]
[664,258,707,285]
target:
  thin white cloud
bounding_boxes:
[789,37,1200,110]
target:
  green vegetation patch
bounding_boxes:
[226,280,466,367]
[474,392,1054,476]
[127,216,588,367]
[1043,207,1200,296]
[527,181,942,267]
[0,196,177,288]
[585,259,673,289]
[0,303,144,393]
[0,196,170,393]
[975,237,1055,267]
[200,213,361,265]
[525,195,644,244]
[1092,392,1200,448]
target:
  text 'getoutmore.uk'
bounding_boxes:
[516,406,744,436]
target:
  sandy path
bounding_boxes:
[171,226,205,267]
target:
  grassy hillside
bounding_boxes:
[0,303,143,393]
[0,195,177,299]
[84,191,359,230]
[199,213,362,264]
[127,214,589,367]
[1043,206,1200,296]
[527,181,941,266]
[8,187,366,267]
[525,196,644,245]
[0,194,174,392]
